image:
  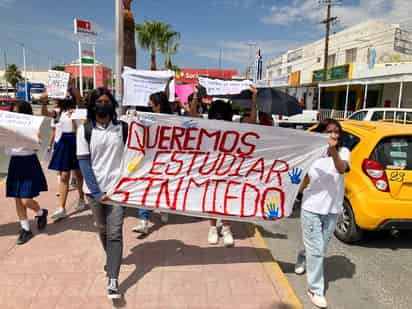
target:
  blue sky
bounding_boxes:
[1,0,411,74]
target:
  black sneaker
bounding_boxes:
[107,278,121,300]
[16,229,33,245]
[36,209,48,230]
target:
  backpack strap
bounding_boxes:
[84,120,94,147]
[120,120,128,145]
[84,120,128,147]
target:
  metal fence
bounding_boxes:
[318,109,354,121]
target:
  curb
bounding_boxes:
[246,224,303,309]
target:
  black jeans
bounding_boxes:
[88,196,125,279]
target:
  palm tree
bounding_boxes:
[136,21,180,70]
[4,64,23,90]
[160,30,180,70]
[123,0,137,68]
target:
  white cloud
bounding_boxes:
[262,0,412,28]
[0,0,15,7]
[187,39,300,65]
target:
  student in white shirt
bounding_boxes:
[5,101,48,245]
[41,95,86,221]
[77,88,127,299]
[295,119,350,309]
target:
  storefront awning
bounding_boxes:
[319,73,412,88]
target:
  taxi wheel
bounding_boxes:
[334,199,363,243]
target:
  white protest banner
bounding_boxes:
[198,77,253,96]
[107,113,328,223]
[0,111,51,165]
[47,70,70,99]
[122,67,174,107]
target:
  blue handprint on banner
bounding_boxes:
[265,197,280,219]
[288,168,303,185]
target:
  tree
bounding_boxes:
[123,0,137,68]
[160,29,180,70]
[136,21,179,70]
[4,64,23,89]
[51,65,65,71]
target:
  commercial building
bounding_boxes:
[265,20,412,116]
[64,60,112,90]
[175,68,239,83]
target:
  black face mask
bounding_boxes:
[95,102,113,118]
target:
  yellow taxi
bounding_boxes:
[335,120,412,243]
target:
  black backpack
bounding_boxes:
[84,120,129,146]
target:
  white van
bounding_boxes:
[348,108,412,124]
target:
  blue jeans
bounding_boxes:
[301,209,338,296]
[139,209,151,220]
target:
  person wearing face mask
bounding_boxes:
[41,95,86,221]
[294,119,350,309]
[77,87,127,300]
[131,91,171,235]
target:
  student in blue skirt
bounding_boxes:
[5,101,48,245]
[41,95,86,221]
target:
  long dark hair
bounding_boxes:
[56,97,76,112]
[86,87,118,122]
[208,100,233,122]
[150,92,172,115]
[314,118,343,149]
[15,101,33,115]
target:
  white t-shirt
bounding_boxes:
[50,119,62,143]
[76,122,125,195]
[5,147,36,157]
[302,147,350,215]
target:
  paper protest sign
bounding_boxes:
[198,77,253,96]
[47,70,70,99]
[122,67,174,107]
[107,113,327,223]
[175,84,195,104]
[0,111,51,163]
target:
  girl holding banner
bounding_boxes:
[41,95,86,221]
[77,88,126,299]
[295,119,350,309]
[132,91,172,235]
[5,101,49,245]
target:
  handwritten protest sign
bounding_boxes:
[47,70,70,99]
[198,77,253,96]
[175,84,194,104]
[0,111,51,173]
[108,113,327,223]
[71,108,88,120]
[122,67,175,107]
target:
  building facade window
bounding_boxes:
[345,48,357,64]
[328,54,336,67]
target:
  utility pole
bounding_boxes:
[321,0,338,81]
[115,0,124,104]
[4,51,8,96]
[246,42,256,80]
[218,48,222,70]
[22,45,28,101]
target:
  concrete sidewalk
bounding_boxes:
[0,169,301,309]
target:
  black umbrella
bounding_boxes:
[218,87,303,116]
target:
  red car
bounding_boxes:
[0,98,17,111]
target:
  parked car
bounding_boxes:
[0,98,16,111]
[348,108,412,124]
[274,110,319,129]
[329,121,412,243]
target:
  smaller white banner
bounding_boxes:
[198,77,253,96]
[47,70,70,99]
[122,67,175,107]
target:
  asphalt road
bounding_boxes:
[260,214,412,309]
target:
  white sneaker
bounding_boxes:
[295,251,306,275]
[160,213,169,223]
[74,199,87,211]
[132,220,149,234]
[222,226,234,247]
[307,291,328,308]
[208,226,219,245]
[51,208,67,221]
